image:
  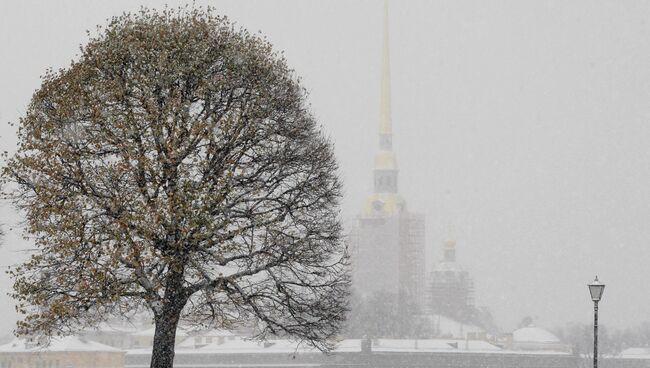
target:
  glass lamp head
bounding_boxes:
[588,276,605,302]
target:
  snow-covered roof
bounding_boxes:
[171,338,500,355]
[131,327,188,337]
[185,329,236,338]
[0,336,121,353]
[512,326,560,343]
[423,314,484,339]
[122,338,575,357]
[372,339,500,352]
[178,338,358,354]
[372,339,451,351]
[199,338,262,352]
[619,347,650,359]
[332,339,362,353]
[189,339,360,354]
[197,338,312,354]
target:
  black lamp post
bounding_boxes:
[588,276,605,368]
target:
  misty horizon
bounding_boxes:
[1,0,649,338]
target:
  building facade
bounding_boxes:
[0,336,124,368]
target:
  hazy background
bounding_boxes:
[2,0,650,335]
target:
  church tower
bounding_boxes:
[350,2,426,337]
[428,235,476,324]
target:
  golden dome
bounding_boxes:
[374,150,398,171]
[364,193,406,216]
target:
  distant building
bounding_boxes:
[0,336,124,368]
[421,314,484,340]
[505,325,570,352]
[176,329,240,349]
[128,327,188,349]
[349,2,426,327]
[124,337,579,368]
[619,347,650,358]
[82,321,187,350]
[427,238,476,323]
[0,334,580,368]
[81,322,140,350]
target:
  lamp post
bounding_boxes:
[588,276,605,368]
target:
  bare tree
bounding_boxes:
[3,7,349,368]
[555,323,616,368]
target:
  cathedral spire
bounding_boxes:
[367,0,403,213]
[372,0,398,196]
[379,0,392,150]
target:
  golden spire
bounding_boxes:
[380,0,392,138]
[364,0,404,217]
[375,2,396,170]
[374,0,397,173]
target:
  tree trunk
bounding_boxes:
[150,304,183,368]
[150,269,188,368]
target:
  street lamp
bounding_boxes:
[588,276,605,368]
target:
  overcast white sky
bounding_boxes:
[2,0,650,335]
